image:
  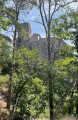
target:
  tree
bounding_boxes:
[30,0,77,119]
[6,0,34,109]
[0,0,12,75]
[11,47,47,119]
[9,45,73,119]
[50,9,78,118]
[0,0,8,31]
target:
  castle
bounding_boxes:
[17,23,65,60]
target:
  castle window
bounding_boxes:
[38,36,39,40]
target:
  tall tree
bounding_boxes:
[50,10,78,118]
[0,0,12,74]
[6,0,34,109]
[31,0,77,119]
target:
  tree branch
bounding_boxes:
[39,0,47,33]
[50,0,57,21]
[29,20,43,25]
[42,0,48,27]
[55,0,77,13]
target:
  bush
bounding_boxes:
[0,75,9,87]
[0,76,5,87]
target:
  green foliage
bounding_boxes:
[11,47,47,119]
[0,34,12,43]
[0,37,12,75]
[59,44,74,58]
[0,0,12,31]
[0,76,5,86]
[5,7,16,22]
[51,10,78,118]
[18,25,27,40]
[32,56,75,117]
[12,47,72,119]
[51,10,78,44]
[0,74,9,87]
[0,17,11,31]
[55,57,77,78]
[0,0,6,7]
[0,38,11,61]
[0,1,78,119]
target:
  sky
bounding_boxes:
[19,1,78,46]
[2,1,78,46]
[20,7,60,38]
[19,1,78,39]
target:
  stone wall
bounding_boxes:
[17,23,65,60]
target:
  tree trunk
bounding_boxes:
[76,69,78,119]
[68,91,73,114]
[7,70,12,109]
[47,19,53,119]
[48,72,53,120]
[7,9,19,109]
[7,26,17,109]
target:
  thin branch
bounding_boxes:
[55,0,77,13]
[42,0,48,26]
[50,0,77,23]
[39,0,47,33]
[29,20,43,25]
[18,0,23,13]
[19,15,26,23]
[50,0,57,21]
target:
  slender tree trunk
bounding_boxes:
[47,1,54,119]
[76,69,78,119]
[7,70,12,109]
[48,72,53,120]
[7,27,17,109]
[68,91,73,114]
[48,2,54,119]
[38,1,77,119]
[39,0,54,118]
[47,20,53,120]
[7,9,19,109]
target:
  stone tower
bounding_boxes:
[18,23,31,40]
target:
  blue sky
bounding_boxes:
[19,1,78,39]
[19,1,78,46]
[20,7,46,37]
[19,7,63,38]
[2,1,78,46]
